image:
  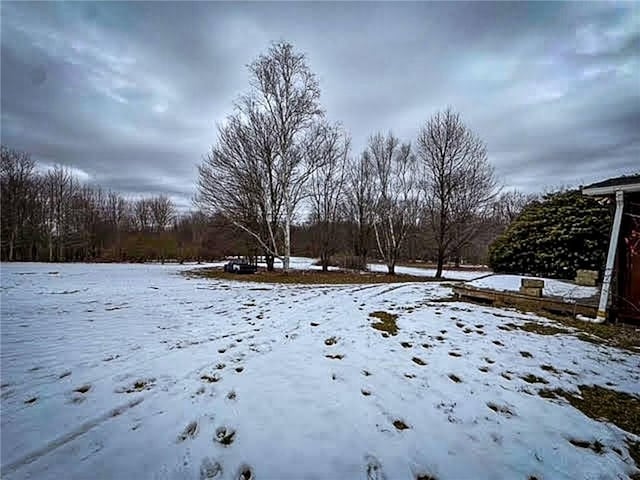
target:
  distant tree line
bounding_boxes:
[0,146,246,263]
[1,140,528,269]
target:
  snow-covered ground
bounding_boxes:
[256,256,340,272]
[1,263,638,479]
[367,263,486,281]
[262,256,487,281]
[468,274,598,301]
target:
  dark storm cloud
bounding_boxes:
[1,1,638,208]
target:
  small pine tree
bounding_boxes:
[488,189,612,279]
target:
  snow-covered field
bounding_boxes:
[468,274,598,301]
[1,263,638,479]
[367,263,486,281]
[261,256,487,281]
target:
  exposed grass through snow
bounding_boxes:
[185,268,441,285]
[369,311,399,336]
[537,384,640,470]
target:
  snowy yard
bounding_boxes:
[1,263,639,479]
[260,256,488,281]
[467,274,598,301]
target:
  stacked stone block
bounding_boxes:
[519,278,544,297]
[575,269,598,286]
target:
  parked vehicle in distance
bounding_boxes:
[223,261,258,274]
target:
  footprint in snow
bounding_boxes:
[177,421,199,442]
[199,457,223,479]
[237,464,254,480]
[74,384,91,394]
[115,378,155,393]
[215,426,236,445]
[194,386,206,396]
[365,455,386,480]
[69,384,92,403]
[201,373,221,383]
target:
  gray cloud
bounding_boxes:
[2,1,638,209]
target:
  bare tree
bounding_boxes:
[43,166,74,261]
[67,184,102,260]
[344,152,376,270]
[248,41,324,271]
[1,146,36,261]
[368,132,420,275]
[197,41,324,271]
[417,109,499,277]
[106,192,127,230]
[133,198,151,232]
[150,195,176,232]
[23,172,45,260]
[106,191,127,257]
[307,122,350,271]
[493,190,536,225]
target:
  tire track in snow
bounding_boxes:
[2,271,390,477]
[371,283,414,297]
[5,283,314,424]
[2,275,285,410]
[1,397,145,476]
[348,284,384,294]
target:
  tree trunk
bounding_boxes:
[8,230,15,261]
[387,261,395,275]
[321,252,329,272]
[435,253,444,279]
[265,254,275,271]
[283,213,291,271]
[359,253,368,271]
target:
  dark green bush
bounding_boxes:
[488,190,611,279]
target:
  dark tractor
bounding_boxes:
[223,261,258,274]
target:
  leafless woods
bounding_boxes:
[196,42,512,274]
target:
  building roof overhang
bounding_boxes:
[582,174,640,196]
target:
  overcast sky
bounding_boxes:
[2,1,638,209]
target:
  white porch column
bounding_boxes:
[597,190,625,320]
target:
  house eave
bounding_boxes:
[582,183,640,196]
